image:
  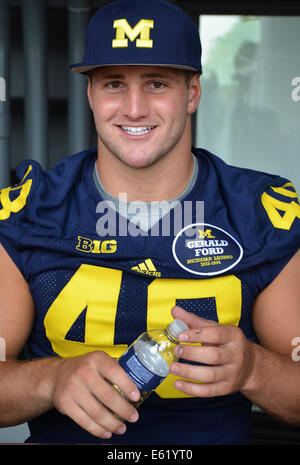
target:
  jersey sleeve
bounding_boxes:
[0,160,42,275]
[258,176,300,284]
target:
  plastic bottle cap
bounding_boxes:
[168,319,189,338]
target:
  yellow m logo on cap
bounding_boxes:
[112,19,154,48]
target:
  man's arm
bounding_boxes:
[242,248,300,423]
[170,249,300,425]
[0,244,140,438]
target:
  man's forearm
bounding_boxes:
[241,342,300,426]
[0,357,63,427]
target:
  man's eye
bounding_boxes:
[150,81,165,89]
[107,81,121,89]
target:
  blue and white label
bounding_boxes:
[172,223,243,276]
[119,346,165,391]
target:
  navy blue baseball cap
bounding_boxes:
[70,0,202,74]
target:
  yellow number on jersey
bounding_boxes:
[0,165,33,220]
[44,265,242,399]
[44,265,127,358]
[148,275,242,398]
[261,182,300,230]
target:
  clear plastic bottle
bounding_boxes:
[113,319,189,413]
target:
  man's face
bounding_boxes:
[87,65,200,169]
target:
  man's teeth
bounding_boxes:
[121,126,154,135]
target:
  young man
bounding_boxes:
[0,0,299,445]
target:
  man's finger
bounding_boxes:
[91,351,140,405]
[93,378,139,424]
[178,325,234,346]
[174,343,231,365]
[174,378,232,398]
[61,399,113,439]
[171,361,226,383]
[171,305,218,330]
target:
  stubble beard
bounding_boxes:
[96,121,188,170]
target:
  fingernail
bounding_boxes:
[171,363,179,374]
[117,425,126,434]
[178,333,188,342]
[175,380,183,390]
[174,345,182,356]
[129,411,139,422]
[103,431,112,439]
[130,390,140,402]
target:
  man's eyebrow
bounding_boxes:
[100,73,126,79]
[140,72,178,81]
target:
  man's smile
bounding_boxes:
[118,125,157,137]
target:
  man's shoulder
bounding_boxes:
[193,147,298,211]
[193,147,300,266]
[193,147,284,188]
[0,149,96,232]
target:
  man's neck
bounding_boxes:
[96,144,195,202]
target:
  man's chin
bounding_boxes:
[117,152,164,170]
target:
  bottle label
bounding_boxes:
[118,346,165,391]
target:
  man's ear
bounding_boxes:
[188,74,201,115]
[86,75,93,111]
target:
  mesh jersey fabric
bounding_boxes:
[0,147,299,444]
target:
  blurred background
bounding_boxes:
[197,13,300,193]
[0,0,299,444]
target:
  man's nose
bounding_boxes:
[122,86,149,120]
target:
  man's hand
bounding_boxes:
[170,306,255,397]
[50,351,140,439]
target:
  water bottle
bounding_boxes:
[113,319,189,414]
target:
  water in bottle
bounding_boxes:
[113,318,189,413]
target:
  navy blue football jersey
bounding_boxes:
[0,148,299,444]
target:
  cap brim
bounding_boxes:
[70,63,200,74]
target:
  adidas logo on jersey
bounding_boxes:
[131,259,161,277]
